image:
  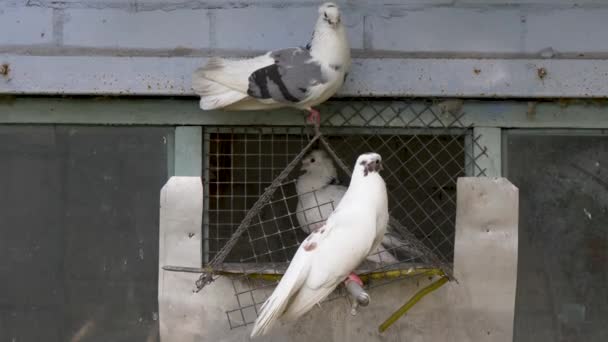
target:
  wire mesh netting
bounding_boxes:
[200,99,487,329]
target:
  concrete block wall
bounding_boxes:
[2,1,608,97]
[2,0,608,58]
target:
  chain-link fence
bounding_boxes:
[200,99,487,329]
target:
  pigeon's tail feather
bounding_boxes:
[250,256,309,338]
[192,55,275,110]
[281,284,337,321]
[249,291,288,338]
[195,85,247,110]
[192,59,248,110]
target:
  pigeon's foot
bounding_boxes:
[345,272,363,287]
[306,108,321,126]
[344,272,369,310]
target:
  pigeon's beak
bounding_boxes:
[323,14,340,28]
[367,159,383,173]
[330,17,340,28]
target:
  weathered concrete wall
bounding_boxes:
[1,1,608,96]
[158,177,518,341]
[4,1,608,56]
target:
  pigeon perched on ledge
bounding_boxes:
[250,153,388,337]
[192,2,351,125]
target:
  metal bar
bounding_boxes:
[5,98,608,128]
[202,130,211,264]
[163,265,207,273]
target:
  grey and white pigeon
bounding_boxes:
[295,149,400,265]
[192,2,351,124]
[250,153,388,337]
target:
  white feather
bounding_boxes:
[249,247,311,337]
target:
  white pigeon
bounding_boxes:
[250,152,388,337]
[192,2,351,124]
[295,149,399,265]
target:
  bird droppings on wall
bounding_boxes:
[0,63,9,77]
[537,67,548,80]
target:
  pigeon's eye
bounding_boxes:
[310,158,315,163]
[375,160,379,164]
[324,13,328,19]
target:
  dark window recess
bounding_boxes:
[0,126,170,342]
[508,133,608,342]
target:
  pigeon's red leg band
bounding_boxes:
[307,108,321,126]
[346,272,363,287]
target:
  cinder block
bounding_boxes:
[63,9,210,49]
[0,7,54,45]
[524,9,608,53]
[367,8,523,53]
[213,6,364,51]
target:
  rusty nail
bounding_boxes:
[0,64,9,77]
[537,67,547,79]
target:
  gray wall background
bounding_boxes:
[4,0,608,58]
[2,1,608,97]
[506,132,608,342]
[0,126,171,341]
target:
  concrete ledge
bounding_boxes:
[2,55,608,97]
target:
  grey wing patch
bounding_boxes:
[247,48,327,104]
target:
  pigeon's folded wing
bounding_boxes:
[247,48,328,105]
